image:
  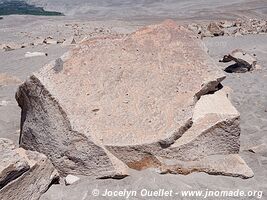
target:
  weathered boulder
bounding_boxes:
[25,52,48,58]
[107,88,253,178]
[16,20,252,178]
[187,23,202,34]
[159,154,254,179]
[44,37,58,45]
[0,138,59,200]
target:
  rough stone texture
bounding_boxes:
[0,138,59,200]
[65,174,80,185]
[25,52,47,58]
[106,89,253,178]
[16,20,252,178]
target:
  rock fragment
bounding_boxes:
[65,175,80,185]
[188,23,202,34]
[0,138,59,200]
[221,49,257,73]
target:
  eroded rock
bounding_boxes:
[0,138,59,200]
[16,20,251,178]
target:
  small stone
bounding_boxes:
[207,22,224,36]
[65,175,80,185]
[16,20,248,179]
[25,52,47,58]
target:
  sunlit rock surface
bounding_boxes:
[16,20,253,178]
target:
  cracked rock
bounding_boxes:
[16,20,252,179]
[0,138,59,200]
[65,175,80,186]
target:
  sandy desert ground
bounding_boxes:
[0,0,267,199]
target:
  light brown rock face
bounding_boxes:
[0,138,59,200]
[16,20,253,178]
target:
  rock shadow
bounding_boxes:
[224,63,250,73]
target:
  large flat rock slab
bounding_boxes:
[16,20,251,178]
[0,138,59,200]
